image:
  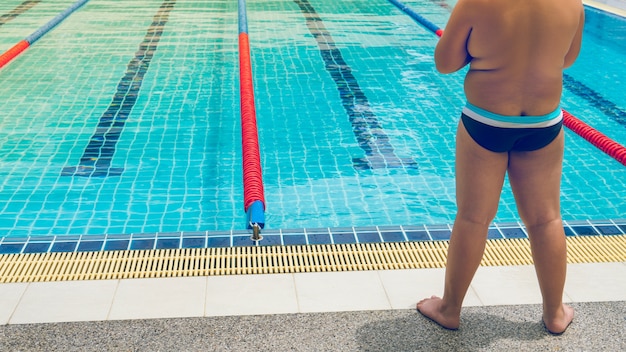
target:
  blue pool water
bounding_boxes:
[0,0,624,240]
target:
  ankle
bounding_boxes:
[440,297,463,317]
[543,302,565,319]
[543,304,574,335]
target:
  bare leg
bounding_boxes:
[508,129,574,334]
[417,121,508,329]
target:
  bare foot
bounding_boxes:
[543,304,574,335]
[416,296,460,330]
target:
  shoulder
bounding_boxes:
[449,0,495,22]
[454,0,493,11]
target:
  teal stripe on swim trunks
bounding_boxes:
[463,102,563,128]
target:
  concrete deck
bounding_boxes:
[1,262,624,351]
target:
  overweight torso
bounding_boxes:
[436,0,584,116]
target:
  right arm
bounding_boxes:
[564,7,585,68]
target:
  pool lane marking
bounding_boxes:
[388,0,626,166]
[563,74,626,127]
[293,0,418,171]
[0,0,87,69]
[62,0,176,177]
[0,0,41,27]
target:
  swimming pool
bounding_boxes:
[0,0,624,243]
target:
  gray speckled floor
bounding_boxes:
[1,301,624,351]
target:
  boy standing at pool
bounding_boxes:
[416,0,584,334]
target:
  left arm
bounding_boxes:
[434,0,474,73]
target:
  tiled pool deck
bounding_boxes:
[0,261,624,350]
[1,261,624,325]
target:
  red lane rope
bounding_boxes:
[563,110,626,165]
[239,32,266,211]
[0,40,29,69]
[0,0,89,70]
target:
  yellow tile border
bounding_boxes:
[0,236,624,283]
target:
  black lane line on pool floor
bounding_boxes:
[0,0,41,27]
[62,0,176,177]
[563,73,626,127]
[293,0,418,171]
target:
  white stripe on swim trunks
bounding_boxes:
[463,103,563,128]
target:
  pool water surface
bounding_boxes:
[0,0,624,240]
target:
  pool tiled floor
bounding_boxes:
[1,262,624,325]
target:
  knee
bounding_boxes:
[519,209,562,230]
[456,208,497,227]
[522,215,563,232]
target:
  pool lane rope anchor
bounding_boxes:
[387,0,626,167]
[239,0,266,240]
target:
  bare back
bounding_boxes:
[435,0,585,116]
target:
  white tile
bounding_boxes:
[0,283,28,325]
[378,268,483,308]
[378,268,445,310]
[470,265,543,306]
[463,286,485,307]
[205,273,299,316]
[109,276,206,320]
[294,271,391,313]
[3,262,622,324]
[10,280,117,324]
[564,262,626,302]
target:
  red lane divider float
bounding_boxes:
[0,0,89,70]
[388,0,626,166]
[0,40,29,68]
[239,0,266,238]
[563,111,626,165]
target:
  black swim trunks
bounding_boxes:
[461,102,564,153]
